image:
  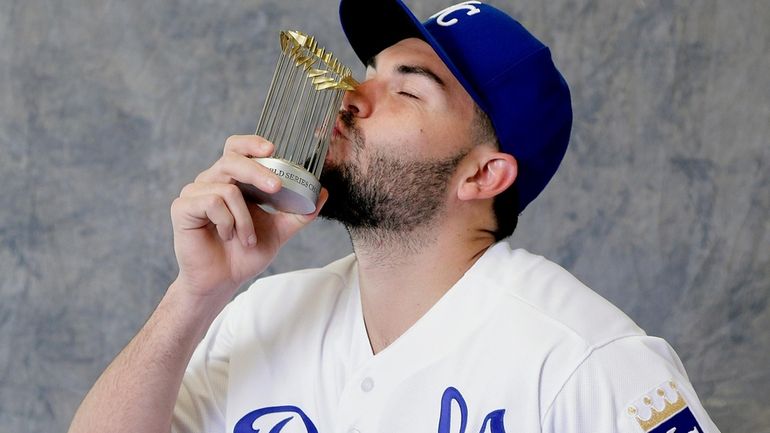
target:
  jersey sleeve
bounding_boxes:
[171,300,238,433]
[542,336,721,433]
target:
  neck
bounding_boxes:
[350,223,495,354]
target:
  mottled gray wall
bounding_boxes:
[0,0,767,431]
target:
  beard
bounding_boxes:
[319,111,468,234]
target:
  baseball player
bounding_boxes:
[68,1,721,432]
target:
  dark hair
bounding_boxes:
[472,105,519,241]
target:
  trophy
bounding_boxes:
[239,30,358,215]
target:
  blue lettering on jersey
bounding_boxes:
[233,388,506,433]
[648,406,703,433]
[234,405,318,433]
[438,387,507,433]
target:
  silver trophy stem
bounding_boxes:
[240,30,356,215]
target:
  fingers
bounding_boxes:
[174,183,259,248]
[172,135,328,252]
[223,134,273,157]
[194,135,282,196]
[172,135,281,248]
[201,195,235,242]
[196,152,281,193]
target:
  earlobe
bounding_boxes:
[457,154,517,201]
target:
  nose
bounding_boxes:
[341,81,373,118]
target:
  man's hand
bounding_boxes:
[68,135,327,433]
[170,134,328,300]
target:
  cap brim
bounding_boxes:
[339,0,422,65]
[339,0,485,108]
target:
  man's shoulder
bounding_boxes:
[232,253,358,313]
[481,243,645,348]
[214,253,359,338]
[253,253,357,289]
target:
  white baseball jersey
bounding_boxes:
[173,242,720,433]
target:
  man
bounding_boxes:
[68,1,720,432]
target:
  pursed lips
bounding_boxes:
[332,118,349,142]
[326,118,349,164]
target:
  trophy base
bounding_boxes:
[238,157,321,215]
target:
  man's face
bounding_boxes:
[319,38,477,231]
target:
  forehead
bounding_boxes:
[374,37,441,61]
[373,38,473,100]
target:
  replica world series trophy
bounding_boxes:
[238,30,358,214]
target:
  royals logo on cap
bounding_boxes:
[429,1,482,27]
[626,381,704,433]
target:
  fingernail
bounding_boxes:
[267,178,279,190]
[247,235,257,246]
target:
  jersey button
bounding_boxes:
[361,376,375,392]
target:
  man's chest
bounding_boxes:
[223,341,545,433]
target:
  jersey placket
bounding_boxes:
[332,247,504,433]
[332,276,387,433]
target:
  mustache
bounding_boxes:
[337,109,364,151]
[339,109,355,129]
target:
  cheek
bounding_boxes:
[432,115,475,153]
[365,103,472,158]
[367,113,431,153]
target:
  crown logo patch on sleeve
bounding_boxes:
[626,381,704,433]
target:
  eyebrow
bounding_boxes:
[397,65,446,88]
[366,57,446,88]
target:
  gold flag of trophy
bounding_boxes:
[239,30,358,215]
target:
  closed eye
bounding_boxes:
[398,91,419,99]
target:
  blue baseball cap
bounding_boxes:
[339,0,572,213]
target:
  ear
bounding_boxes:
[457,152,518,201]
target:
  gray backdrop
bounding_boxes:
[1,0,768,431]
